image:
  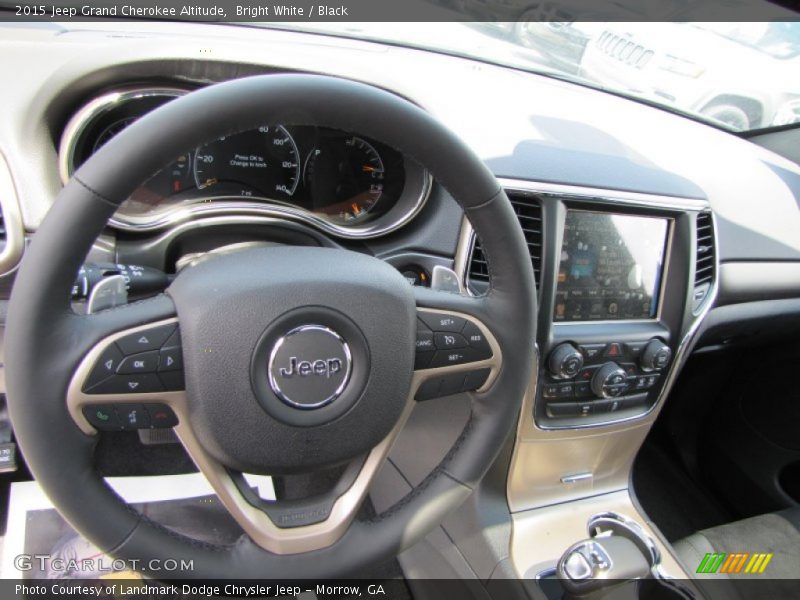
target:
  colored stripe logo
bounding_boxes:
[696,552,773,574]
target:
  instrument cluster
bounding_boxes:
[59,87,431,238]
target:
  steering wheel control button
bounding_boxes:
[117,350,159,374]
[83,344,124,390]
[434,332,468,349]
[116,323,176,355]
[143,404,178,428]
[87,373,164,395]
[462,321,492,356]
[415,312,494,370]
[415,329,435,352]
[415,367,492,402]
[82,405,120,431]
[463,368,491,391]
[430,348,479,368]
[115,404,151,430]
[268,325,352,410]
[158,347,183,372]
[417,312,466,333]
[158,370,185,391]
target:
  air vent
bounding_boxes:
[693,212,715,311]
[467,192,542,292]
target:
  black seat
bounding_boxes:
[673,507,800,599]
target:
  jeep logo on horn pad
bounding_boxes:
[268,325,352,409]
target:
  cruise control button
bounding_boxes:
[158,370,185,391]
[84,344,124,390]
[115,403,151,430]
[434,332,468,350]
[430,347,480,368]
[415,330,435,352]
[143,404,178,428]
[158,347,183,372]
[461,321,491,356]
[86,374,164,395]
[117,351,159,374]
[82,405,120,431]
[117,324,176,355]
[417,312,466,333]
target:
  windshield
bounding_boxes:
[261,21,800,132]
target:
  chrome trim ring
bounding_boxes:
[58,86,187,184]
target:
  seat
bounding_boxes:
[673,507,800,599]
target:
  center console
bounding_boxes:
[538,209,675,428]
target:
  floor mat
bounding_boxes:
[633,441,732,542]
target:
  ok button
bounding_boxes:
[117,350,159,374]
[434,332,468,349]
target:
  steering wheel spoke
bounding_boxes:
[413,288,502,401]
[171,399,412,555]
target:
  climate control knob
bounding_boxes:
[548,343,584,380]
[640,339,672,372]
[591,362,628,398]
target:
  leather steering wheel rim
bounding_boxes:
[5,74,536,578]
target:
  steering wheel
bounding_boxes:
[5,75,536,578]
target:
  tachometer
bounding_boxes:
[193,126,300,198]
[304,135,385,223]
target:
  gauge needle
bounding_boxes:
[362,165,376,173]
[351,203,362,215]
[198,178,218,189]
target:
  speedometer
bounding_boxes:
[193,125,300,198]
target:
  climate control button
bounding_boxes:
[640,339,672,372]
[548,343,584,380]
[591,362,629,398]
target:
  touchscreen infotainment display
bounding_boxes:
[554,211,669,322]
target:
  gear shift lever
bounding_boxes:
[557,535,651,598]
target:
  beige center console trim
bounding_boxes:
[511,490,689,580]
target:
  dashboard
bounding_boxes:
[0,22,798,502]
[0,21,799,584]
